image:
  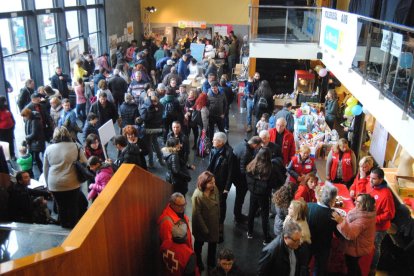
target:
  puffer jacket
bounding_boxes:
[87,165,113,200]
[207,89,227,117]
[162,147,190,185]
[119,101,139,128]
[337,208,377,257]
[139,98,164,129]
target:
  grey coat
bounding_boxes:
[43,142,87,192]
[191,186,220,243]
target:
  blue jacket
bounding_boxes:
[177,58,190,80]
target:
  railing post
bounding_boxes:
[284,8,289,43]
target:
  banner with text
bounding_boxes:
[319,8,358,68]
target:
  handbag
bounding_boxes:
[191,109,202,127]
[73,144,95,183]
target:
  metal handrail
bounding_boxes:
[249,5,321,10]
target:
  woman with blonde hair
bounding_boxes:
[349,156,375,199]
[287,144,317,184]
[326,138,357,187]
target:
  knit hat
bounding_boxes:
[172,222,187,240]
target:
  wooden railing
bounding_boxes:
[0,164,171,275]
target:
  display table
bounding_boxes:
[297,93,320,105]
[274,95,297,107]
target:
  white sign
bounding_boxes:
[370,120,388,167]
[380,29,392,52]
[178,21,207,29]
[98,119,116,159]
[213,26,228,37]
[391,32,403,58]
[319,8,358,68]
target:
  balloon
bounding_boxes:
[314,65,322,73]
[319,68,328,77]
[344,106,353,116]
[346,97,358,107]
[351,105,363,116]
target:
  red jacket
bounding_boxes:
[337,208,377,257]
[329,150,354,182]
[158,205,193,248]
[294,184,317,203]
[287,155,316,183]
[349,172,370,198]
[0,109,15,129]
[268,128,296,166]
[160,239,198,276]
[368,182,396,231]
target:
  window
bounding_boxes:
[35,0,54,9]
[65,0,78,7]
[37,14,57,46]
[66,11,80,38]
[87,0,96,4]
[0,2,22,12]
[89,33,99,56]
[87,9,98,33]
[0,17,27,55]
[40,46,59,85]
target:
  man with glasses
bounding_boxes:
[258,221,302,276]
[158,192,193,249]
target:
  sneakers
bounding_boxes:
[246,232,253,239]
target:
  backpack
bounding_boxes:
[163,101,176,119]
[257,96,268,110]
[197,129,211,158]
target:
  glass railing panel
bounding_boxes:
[251,6,321,43]
[0,223,69,263]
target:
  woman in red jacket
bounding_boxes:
[326,138,357,187]
[287,144,317,184]
[349,156,374,199]
[294,173,319,203]
[0,96,16,159]
[332,193,377,276]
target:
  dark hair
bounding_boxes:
[87,156,101,167]
[261,113,269,120]
[166,137,179,148]
[301,173,318,188]
[62,98,70,104]
[371,167,384,179]
[219,79,227,87]
[114,135,128,147]
[16,171,29,184]
[197,171,215,192]
[218,248,234,261]
[284,102,292,108]
[273,184,295,209]
[0,96,7,109]
[85,134,99,148]
[246,148,272,179]
[99,91,107,98]
[210,81,219,87]
[256,80,273,99]
[357,194,376,212]
[99,68,108,75]
[87,112,97,121]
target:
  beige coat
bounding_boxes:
[191,186,220,242]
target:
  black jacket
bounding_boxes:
[119,102,139,128]
[210,264,244,276]
[115,143,147,170]
[258,235,299,276]
[246,171,272,196]
[108,75,128,99]
[50,73,72,99]
[25,111,45,152]
[89,101,118,127]
[17,87,34,112]
[82,122,99,142]
[163,149,191,185]
[232,140,255,181]
[167,131,190,164]
[207,144,234,192]
[140,99,164,129]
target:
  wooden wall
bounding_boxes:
[0,164,172,275]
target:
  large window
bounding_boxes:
[40,46,59,85]
[35,0,53,9]
[87,9,98,33]
[0,17,27,56]
[37,14,57,45]
[66,11,80,39]
[0,2,22,13]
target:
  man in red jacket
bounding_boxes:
[268,118,296,166]
[368,167,395,275]
[160,222,198,276]
[158,193,193,249]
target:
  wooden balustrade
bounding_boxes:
[0,164,171,275]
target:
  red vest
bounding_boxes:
[289,155,315,183]
[330,150,353,182]
[268,128,296,166]
[160,240,196,276]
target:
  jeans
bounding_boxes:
[247,193,270,239]
[371,231,387,272]
[76,103,87,123]
[246,98,254,127]
[147,132,163,164]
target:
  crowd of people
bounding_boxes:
[0,32,411,276]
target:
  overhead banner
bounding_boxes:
[319,8,358,68]
[178,21,207,29]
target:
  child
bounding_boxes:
[283,200,311,276]
[87,156,114,201]
[210,248,243,276]
[268,109,278,128]
[32,196,57,224]
[82,112,99,141]
[256,112,269,133]
[294,173,319,203]
[16,145,33,178]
